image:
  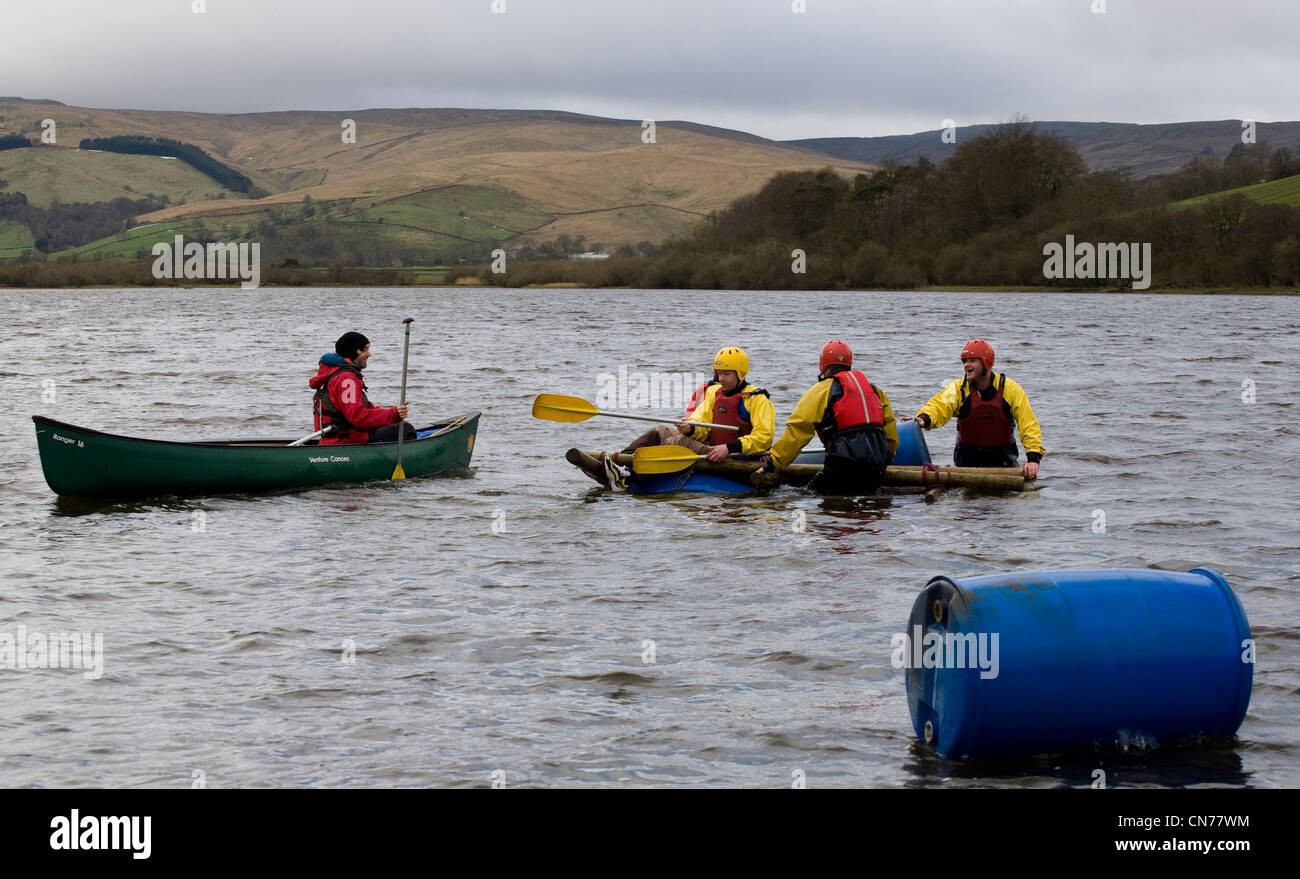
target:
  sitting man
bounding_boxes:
[912,339,1043,479]
[586,346,775,488]
[310,331,413,445]
[753,340,897,495]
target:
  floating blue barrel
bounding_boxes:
[628,470,752,495]
[788,420,931,468]
[893,418,931,466]
[904,567,1253,757]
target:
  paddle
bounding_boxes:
[287,425,333,447]
[391,317,414,480]
[531,393,739,432]
[631,445,708,475]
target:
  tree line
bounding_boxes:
[78,135,254,193]
[458,119,1300,289]
[1152,141,1300,200]
[0,134,31,151]
[0,257,404,288]
[0,192,167,252]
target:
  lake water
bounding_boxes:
[1,287,1296,787]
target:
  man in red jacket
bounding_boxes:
[310,331,412,445]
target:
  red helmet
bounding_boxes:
[959,339,994,370]
[819,340,852,374]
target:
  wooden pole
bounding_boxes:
[601,453,1026,492]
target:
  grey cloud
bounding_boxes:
[0,0,1293,140]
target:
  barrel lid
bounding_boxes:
[905,576,982,757]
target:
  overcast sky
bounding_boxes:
[3,0,1295,140]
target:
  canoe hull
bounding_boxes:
[32,414,480,498]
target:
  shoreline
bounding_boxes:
[1,282,1296,294]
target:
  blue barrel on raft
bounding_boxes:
[894,418,931,466]
[904,567,1253,758]
[628,419,932,494]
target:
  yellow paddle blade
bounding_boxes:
[532,393,598,423]
[632,446,704,475]
[391,463,406,480]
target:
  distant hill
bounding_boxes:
[0,98,874,260]
[788,120,1300,178]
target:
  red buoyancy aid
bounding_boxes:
[314,363,368,439]
[956,373,1014,447]
[685,380,713,419]
[706,384,756,445]
[817,370,883,444]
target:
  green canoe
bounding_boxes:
[32,413,480,498]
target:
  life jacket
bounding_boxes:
[685,380,715,419]
[817,370,883,445]
[956,373,1014,448]
[313,362,369,437]
[706,383,768,446]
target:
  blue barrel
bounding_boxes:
[904,568,1252,757]
[790,420,931,468]
[893,419,931,466]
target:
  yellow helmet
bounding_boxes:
[713,346,749,380]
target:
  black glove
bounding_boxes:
[750,464,781,489]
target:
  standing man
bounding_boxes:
[310,331,414,445]
[913,339,1043,479]
[584,346,775,488]
[753,340,898,495]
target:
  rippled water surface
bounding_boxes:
[1,287,1296,788]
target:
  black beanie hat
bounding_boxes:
[335,331,370,360]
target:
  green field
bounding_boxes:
[34,188,542,264]
[0,146,230,208]
[0,219,35,258]
[51,222,199,261]
[1178,173,1300,208]
[340,186,554,241]
[17,183,669,265]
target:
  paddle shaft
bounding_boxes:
[288,425,333,447]
[589,408,739,431]
[393,317,414,476]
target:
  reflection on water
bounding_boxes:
[902,738,1251,789]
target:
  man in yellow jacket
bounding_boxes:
[591,346,775,487]
[753,340,898,495]
[913,339,1044,480]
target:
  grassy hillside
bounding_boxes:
[0,219,34,258]
[1176,173,1300,208]
[0,146,228,207]
[341,186,555,240]
[790,120,1300,178]
[0,98,875,260]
